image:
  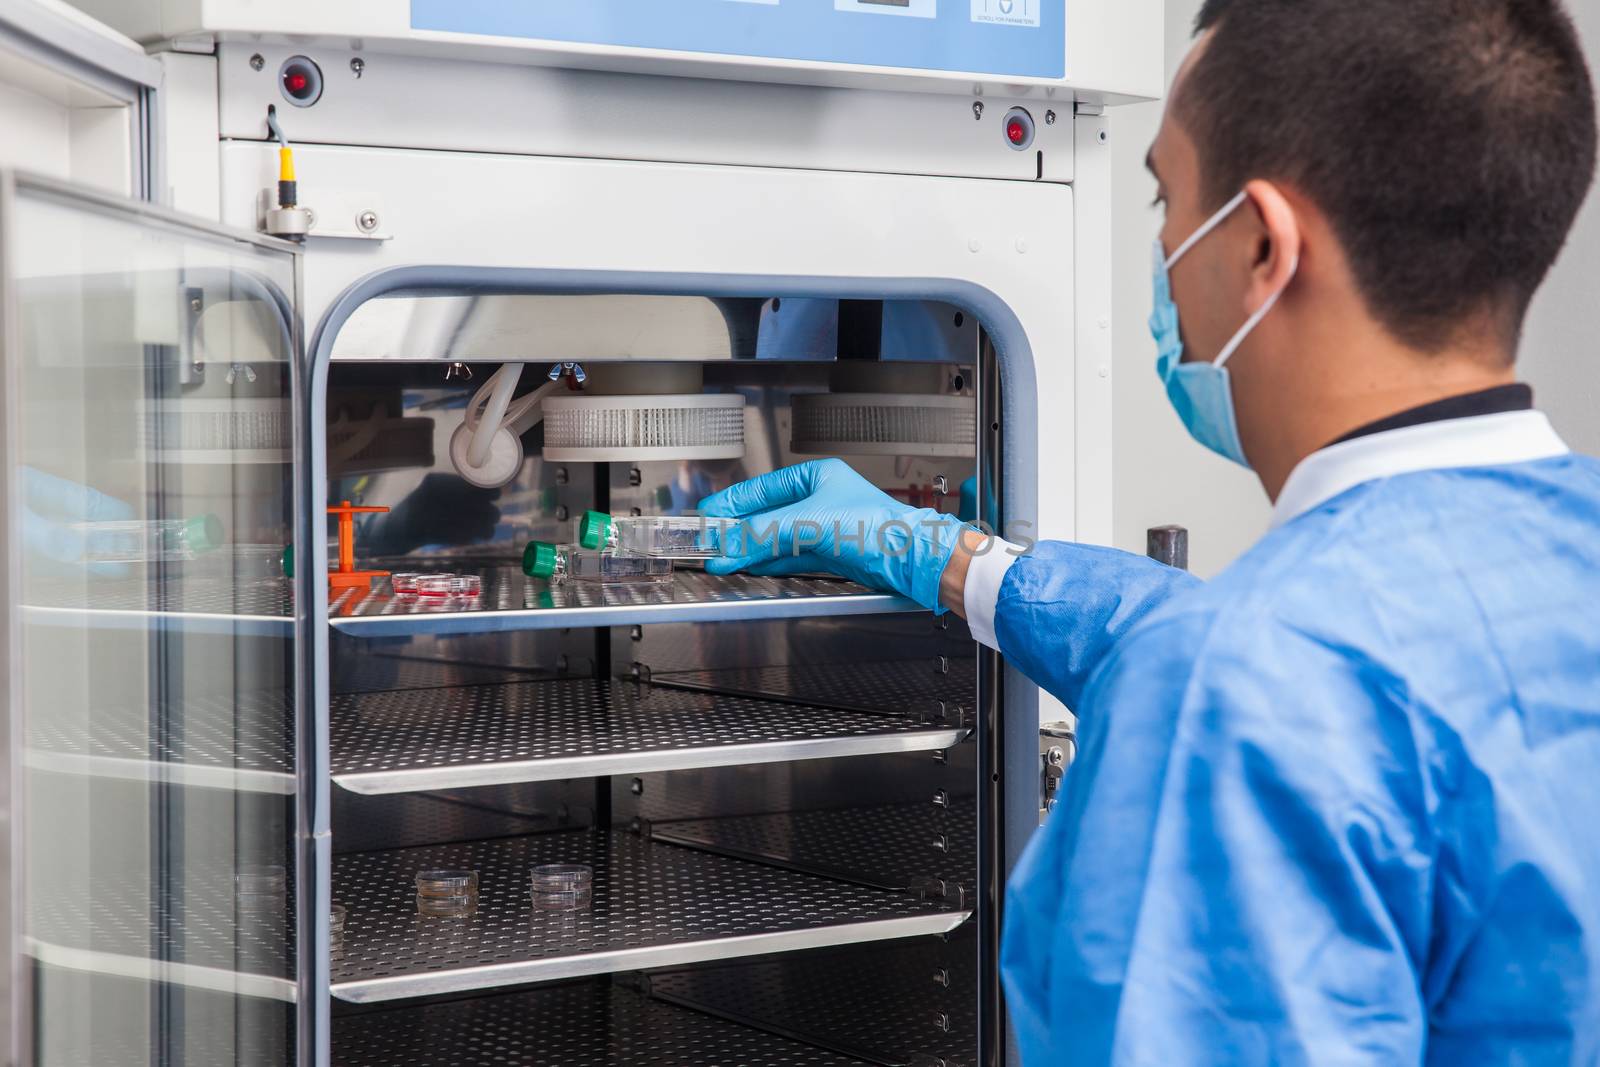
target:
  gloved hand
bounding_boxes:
[698,458,967,613]
[20,465,135,578]
[366,473,502,556]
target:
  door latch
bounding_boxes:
[1040,720,1077,820]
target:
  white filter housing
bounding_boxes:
[790,393,975,458]
[541,393,747,462]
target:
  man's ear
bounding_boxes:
[1242,179,1301,312]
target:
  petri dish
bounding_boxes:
[529,864,592,892]
[416,869,479,897]
[330,904,348,933]
[531,886,592,911]
[390,572,421,595]
[416,894,477,918]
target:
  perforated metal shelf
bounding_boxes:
[330,830,968,1003]
[332,653,551,696]
[22,575,293,635]
[647,658,977,718]
[25,688,295,794]
[331,982,870,1066]
[328,567,917,637]
[653,801,977,896]
[331,679,967,795]
[650,937,979,1067]
[26,864,297,1002]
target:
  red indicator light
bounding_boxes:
[1007,119,1027,144]
[285,71,310,94]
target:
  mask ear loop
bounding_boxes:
[1214,252,1300,370]
[1164,189,1250,269]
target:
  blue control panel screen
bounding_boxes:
[411,0,1066,80]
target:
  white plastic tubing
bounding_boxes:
[464,364,558,468]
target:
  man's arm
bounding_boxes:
[943,528,1201,711]
[1002,608,1431,1065]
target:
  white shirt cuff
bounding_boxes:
[962,539,1023,651]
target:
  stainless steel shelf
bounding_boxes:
[22,575,293,635]
[650,937,979,1067]
[331,679,967,795]
[328,567,918,637]
[653,801,976,896]
[331,982,870,1066]
[25,689,295,794]
[647,658,978,718]
[329,830,968,1003]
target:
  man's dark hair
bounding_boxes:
[1181,0,1597,353]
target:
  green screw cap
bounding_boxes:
[186,514,224,555]
[523,540,560,579]
[577,510,613,551]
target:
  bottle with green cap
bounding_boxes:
[73,514,224,564]
[576,510,737,559]
[522,540,673,584]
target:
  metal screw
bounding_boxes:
[350,57,365,78]
[972,101,984,120]
[304,208,317,229]
[932,790,950,808]
[628,468,642,487]
[1098,129,1109,145]
[189,297,203,313]
[356,210,379,233]
[630,777,644,796]
[554,467,569,486]
[555,505,570,522]
[445,362,473,381]
[249,54,264,71]
[1047,745,1066,768]
[630,625,643,641]
[1045,109,1056,125]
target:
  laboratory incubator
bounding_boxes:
[0,2,1159,1064]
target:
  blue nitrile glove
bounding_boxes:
[698,458,968,613]
[20,465,136,577]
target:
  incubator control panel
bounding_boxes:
[411,0,1065,79]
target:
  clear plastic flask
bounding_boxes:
[578,510,738,559]
[72,514,224,564]
[522,542,673,584]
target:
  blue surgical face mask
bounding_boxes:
[1150,190,1298,467]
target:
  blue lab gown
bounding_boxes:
[997,455,1600,1065]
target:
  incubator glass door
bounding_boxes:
[1,173,303,1065]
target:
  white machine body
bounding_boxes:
[75,0,1161,102]
[94,0,1148,716]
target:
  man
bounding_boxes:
[699,0,1600,1061]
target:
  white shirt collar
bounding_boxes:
[1270,409,1570,529]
